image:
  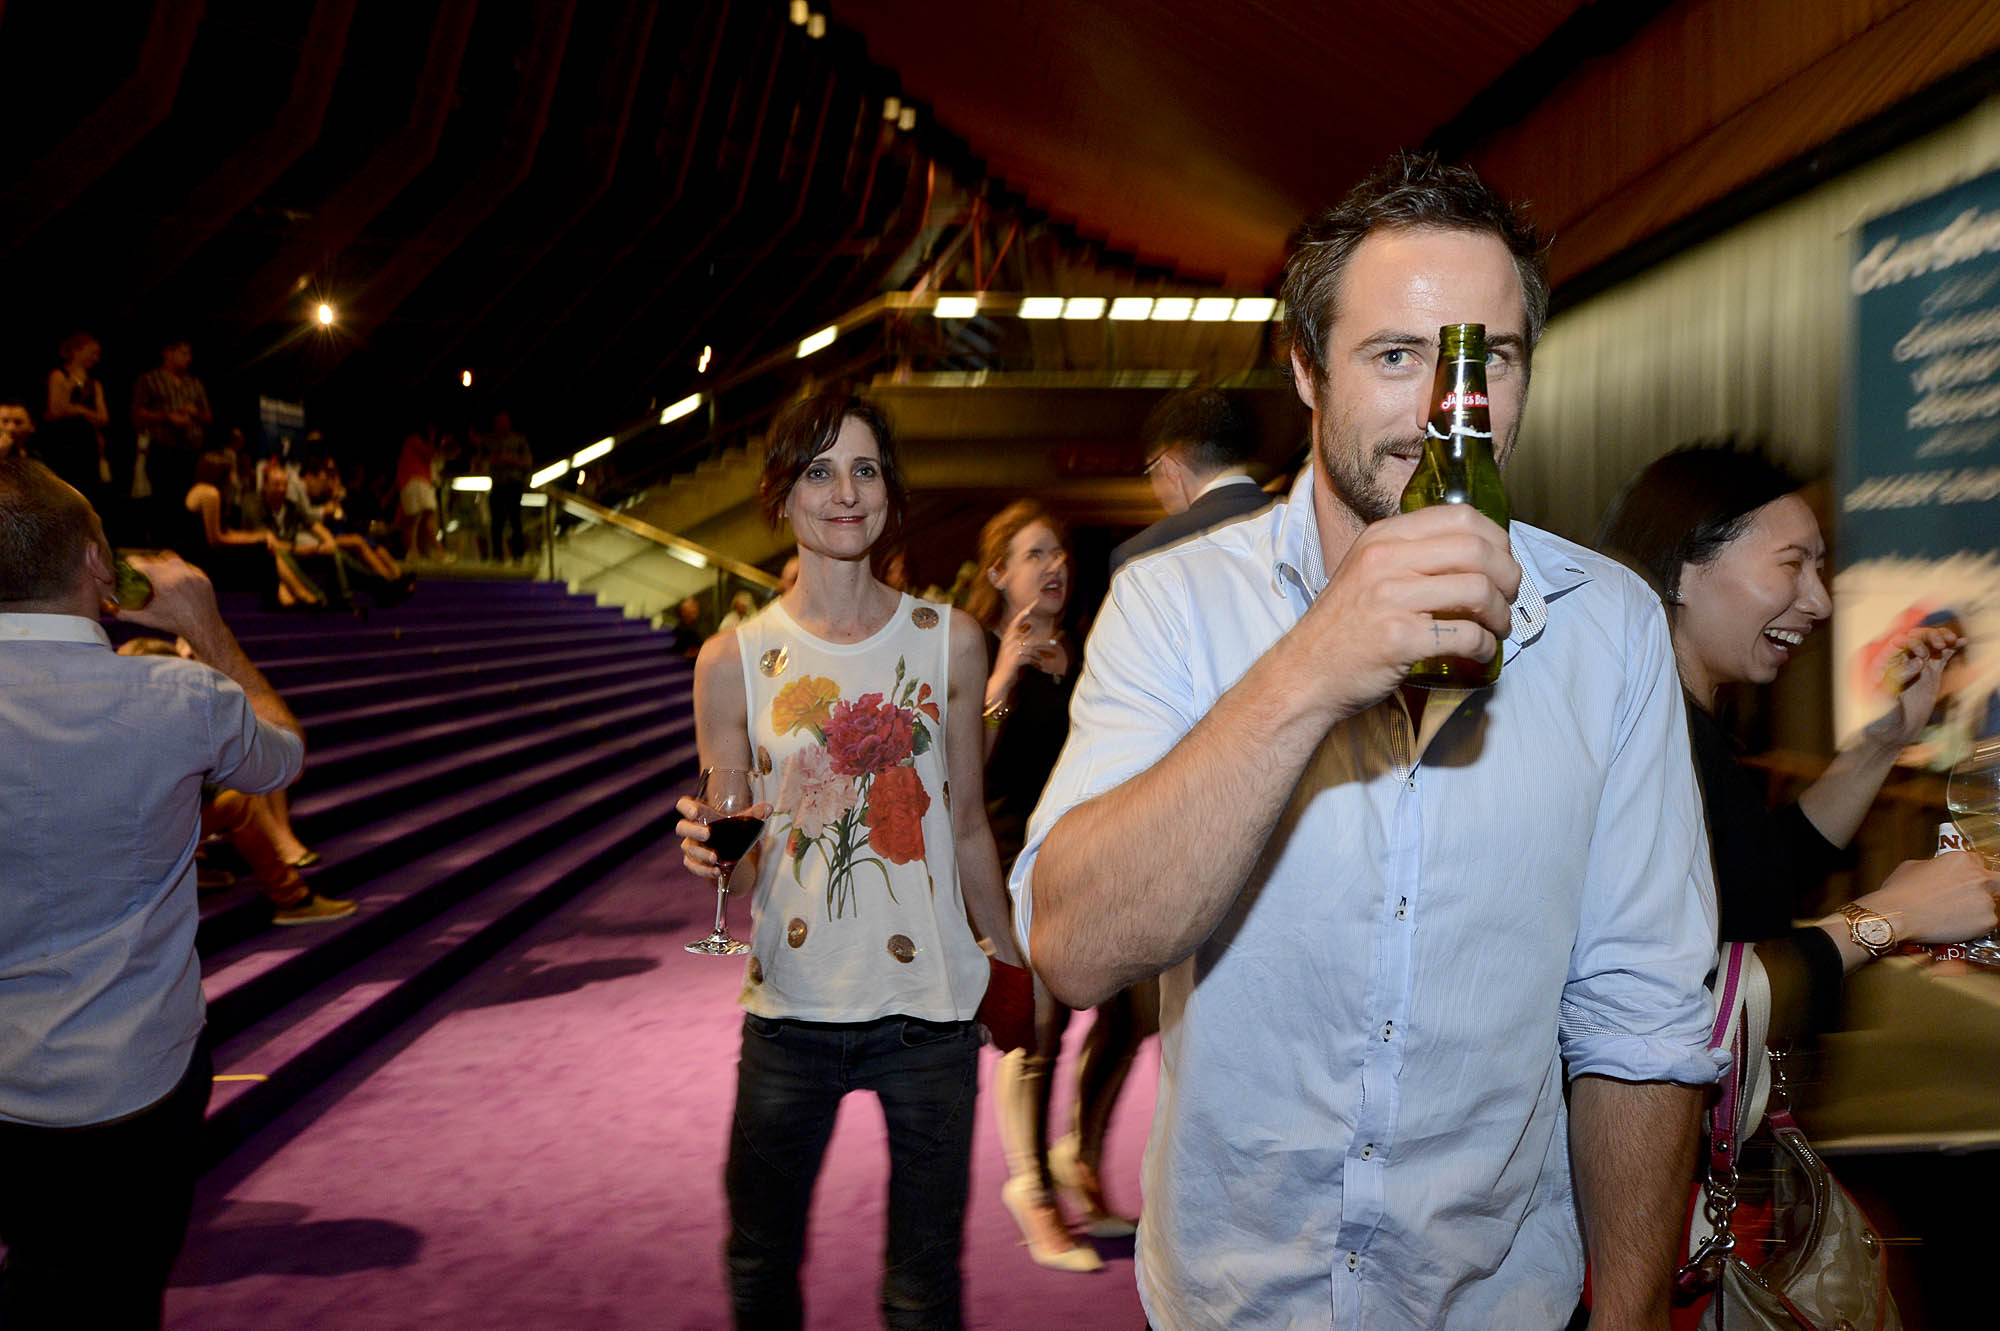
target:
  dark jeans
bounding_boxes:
[489,481,526,560]
[0,1038,213,1331]
[726,1013,980,1331]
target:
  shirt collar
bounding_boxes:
[1270,462,1588,656]
[0,612,113,647]
[1191,470,1258,503]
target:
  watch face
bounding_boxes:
[1856,915,1895,949]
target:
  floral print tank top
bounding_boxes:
[734,594,988,1022]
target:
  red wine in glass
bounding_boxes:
[703,814,766,865]
[686,767,762,956]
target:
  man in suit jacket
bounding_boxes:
[1109,387,1271,575]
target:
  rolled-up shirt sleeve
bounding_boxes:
[205,672,305,796]
[1561,579,1724,1085]
[1009,561,1199,964]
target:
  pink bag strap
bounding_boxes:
[1705,942,1749,1178]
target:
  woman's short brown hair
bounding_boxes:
[758,393,908,538]
[966,499,1068,630]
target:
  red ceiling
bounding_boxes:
[833,0,1596,287]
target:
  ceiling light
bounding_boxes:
[1018,297,1063,319]
[933,295,979,319]
[530,460,569,488]
[460,369,473,387]
[519,492,549,508]
[451,476,492,492]
[897,107,916,131]
[807,13,825,38]
[697,345,712,372]
[674,548,709,570]
[315,303,334,326]
[660,393,701,425]
[1192,297,1235,322]
[789,0,808,24]
[1109,297,1153,321]
[1062,297,1105,320]
[797,325,837,357]
[571,438,614,467]
[1232,297,1277,322]
[882,96,901,121]
[1150,297,1193,321]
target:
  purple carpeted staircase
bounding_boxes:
[190,576,698,1166]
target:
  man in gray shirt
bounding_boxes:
[0,454,305,1329]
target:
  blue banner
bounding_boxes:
[1838,169,2000,763]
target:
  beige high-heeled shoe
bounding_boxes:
[1049,1133,1138,1239]
[1000,1175,1103,1273]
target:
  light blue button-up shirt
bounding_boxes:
[1012,466,1721,1330]
[1,613,304,1125]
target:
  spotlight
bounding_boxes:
[698,345,712,373]
[315,303,335,326]
[461,369,474,388]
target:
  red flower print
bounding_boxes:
[915,682,939,723]
[824,692,916,777]
[865,764,930,864]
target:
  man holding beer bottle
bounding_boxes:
[1011,153,1719,1329]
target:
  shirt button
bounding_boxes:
[1380,1021,1395,1041]
[1345,1252,1361,1272]
[1359,1143,1375,1160]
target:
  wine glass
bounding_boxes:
[1944,736,2000,968]
[685,767,764,957]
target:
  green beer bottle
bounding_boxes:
[1399,322,1509,688]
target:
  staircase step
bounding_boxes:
[275,637,681,715]
[255,622,662,688]
[289,696,694,841]
[199,745,696,1045]
[200,799,686,1166]
[287,655,680,741]
[286,673,689,796]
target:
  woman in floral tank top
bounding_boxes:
[677,393,1028,1330]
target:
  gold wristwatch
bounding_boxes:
[1837,902,1898,958]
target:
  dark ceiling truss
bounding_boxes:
[0,0,1241,477]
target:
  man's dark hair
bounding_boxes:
[1142,388,1258,476]
[1595,440,1805,605]
[0,454,97,603]
[1280,151,1550,389]
[757,391,908,534]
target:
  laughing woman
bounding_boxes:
[677,392,1025,1331]
[1598,443,1996,1038]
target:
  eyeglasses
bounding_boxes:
[1143,451,1170,477]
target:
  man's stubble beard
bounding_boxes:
[1310,388,1522,528]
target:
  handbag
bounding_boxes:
[1675,943,1901,1331]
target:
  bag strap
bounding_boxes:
[1676,942,1757,1303]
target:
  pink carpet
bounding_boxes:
[168,837,1154,1330]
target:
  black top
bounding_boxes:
[1686,696,1849,1037]
[984,631,1078,868]
[1108,478,1272,575]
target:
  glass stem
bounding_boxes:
[712,865,732,936]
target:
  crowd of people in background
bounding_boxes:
[0,334,549,606]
